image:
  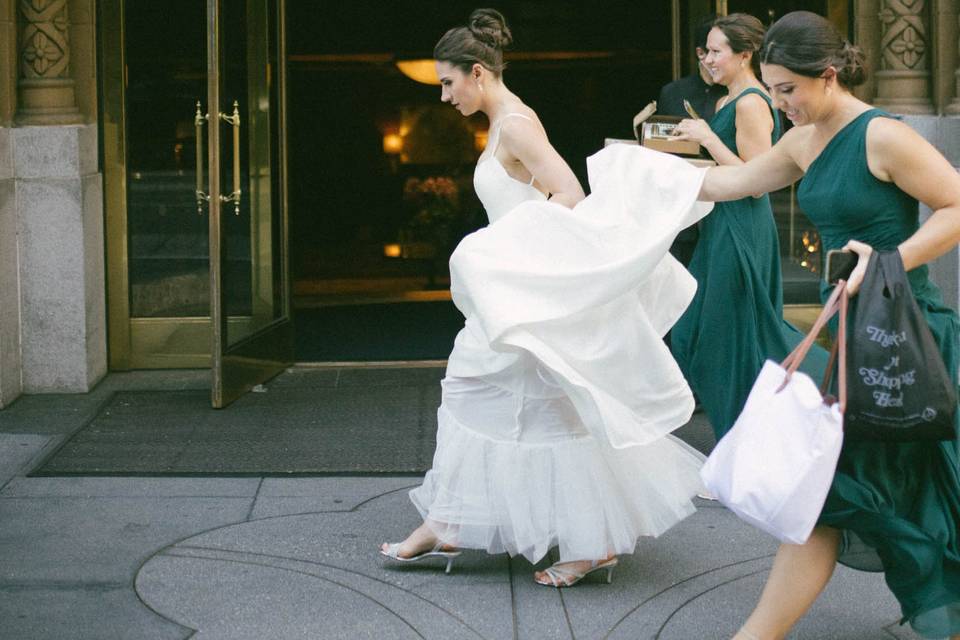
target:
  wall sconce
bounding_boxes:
[395,59,440,85]
[474,130,489,153]
[383,243,402,258]
[383,133,403,155]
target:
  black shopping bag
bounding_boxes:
[845,250,956,441]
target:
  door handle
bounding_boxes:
[219,101,241,215]
[195,101,209,214]
[194,100,241,216]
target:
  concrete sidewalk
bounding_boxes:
[0,370,920,639]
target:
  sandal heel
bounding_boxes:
[535,557,618,587]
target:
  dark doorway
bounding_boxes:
[285,1,674,361]
[728,0,828,24]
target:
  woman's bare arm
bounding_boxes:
[698,127,805,201]
[499,116,585,208]
[733,94,776,162]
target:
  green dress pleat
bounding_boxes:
[671,88,826,440]
[798,109,960,638]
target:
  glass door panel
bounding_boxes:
[218,0,284,343]
[206,0,292,407]
[126,2,208,320]
[102,0,214,369]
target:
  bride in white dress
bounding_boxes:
[380,8,714,587]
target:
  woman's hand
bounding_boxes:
[675,117,743,167]
[841,239,874,296]
[674,118,715,146]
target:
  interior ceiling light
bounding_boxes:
[396,59,440,85]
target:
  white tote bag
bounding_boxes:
[700,282,848,544]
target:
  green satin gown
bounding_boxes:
[799,109,960,638]
[671,88,824,440]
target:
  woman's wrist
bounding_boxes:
[702,136,740,166]
[700,133,720,154]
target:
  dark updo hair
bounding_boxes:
[694,14,718,51]
[433,8,513,76]
[712,13,766,77]
[760,11,867,87]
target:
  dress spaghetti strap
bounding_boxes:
[490,113,537,185]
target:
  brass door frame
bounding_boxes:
[101,0,225,370]
[207,0,292,407]
[101,0,131,370]
[101,0,292,384]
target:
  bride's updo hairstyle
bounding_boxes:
[433,8,513,76]
[760,11,867,88]
[712,13,766,77]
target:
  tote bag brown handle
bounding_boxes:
[817,281,848,412]
[779,280,848,412]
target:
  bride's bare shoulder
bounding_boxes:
[501,105,540,124]
[499,110,547,146]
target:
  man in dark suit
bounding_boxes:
[657,15,727,122]
[657,15,726,268]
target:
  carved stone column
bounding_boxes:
[854,0,882,104]
[949,8,960,114]
[16,0,82,124]
[874,0,935,114]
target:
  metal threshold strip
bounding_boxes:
[293,360,447,369]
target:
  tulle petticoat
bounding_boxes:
[409,145,714,563]
[409,368,706,564]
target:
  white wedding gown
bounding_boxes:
[410,114,715,563]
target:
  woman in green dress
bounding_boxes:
[671,13,819,440]
[697,11,960,640]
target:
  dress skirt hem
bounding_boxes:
[410,397,705,564]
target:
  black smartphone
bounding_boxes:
[824,249,857,283]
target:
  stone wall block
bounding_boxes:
[903,114,960,163]
[81,171,105,385]
[16,177,87,391]
[935,117,960,164]
[12,124,79,178]
[0,176,21,407]
[0,18,16,126]
[900,117,960,313]
[13,124,103,393]
[78,119,96,174]
[68,20,94,122]
[0,124,11,179]
[68,0,93,25]
[920,199,960,313]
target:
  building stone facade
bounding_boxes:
[1,0,104,407]
[0,1,957,407]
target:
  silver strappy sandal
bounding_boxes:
[534,557,618,587]
[379,542,462,574]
